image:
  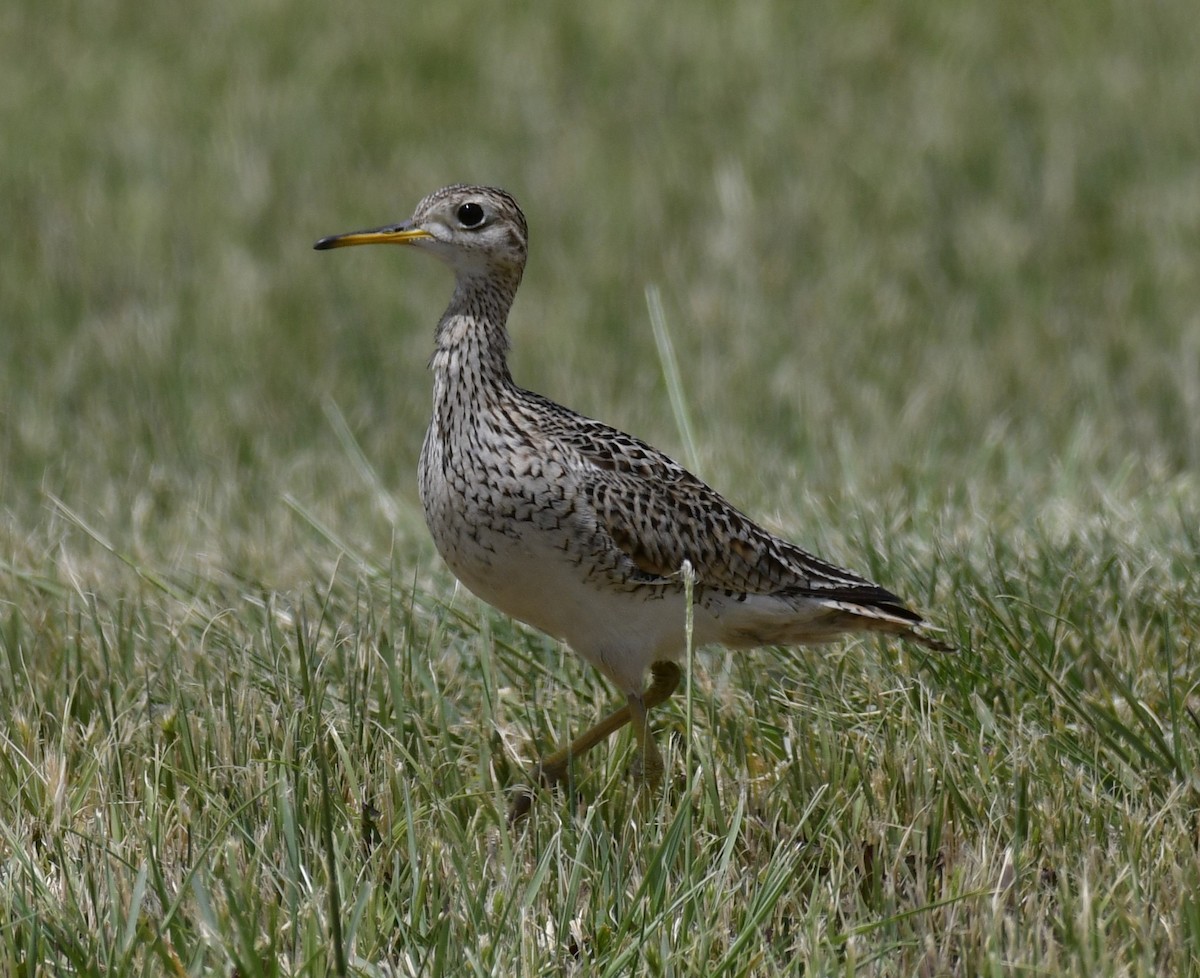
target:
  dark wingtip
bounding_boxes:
[913,630,957,653]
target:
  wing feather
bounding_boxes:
[524,391,918,621]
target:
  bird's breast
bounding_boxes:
[418,415,577,586]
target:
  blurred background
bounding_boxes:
[2,0,1197,582]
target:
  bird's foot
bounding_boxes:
[629,739,665,787]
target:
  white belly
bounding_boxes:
[434,519,701,694]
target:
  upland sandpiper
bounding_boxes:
[316,185,949,811]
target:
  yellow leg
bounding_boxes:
[626,661,683,784]
[508,661,682,820]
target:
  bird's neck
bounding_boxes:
[429,272,519,398]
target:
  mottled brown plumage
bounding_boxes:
[316,184,950,806]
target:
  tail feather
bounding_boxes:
[819,597,956,653]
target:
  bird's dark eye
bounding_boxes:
[457,202,485,228]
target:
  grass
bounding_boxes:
[2,0,1200,974]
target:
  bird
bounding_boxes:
[315,184,950,813]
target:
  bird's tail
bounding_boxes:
[820,597,956,653]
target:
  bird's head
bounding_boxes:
[315,184,528,281]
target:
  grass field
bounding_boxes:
[3,1,1200,974]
